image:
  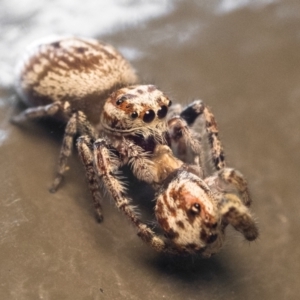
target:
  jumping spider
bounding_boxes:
[13,36,258,256]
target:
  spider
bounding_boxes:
[13,36,258,256]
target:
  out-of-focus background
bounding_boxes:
[1,1,299,299]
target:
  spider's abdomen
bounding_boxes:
[15,36,137,124]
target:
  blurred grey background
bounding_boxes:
[0,0,300,299]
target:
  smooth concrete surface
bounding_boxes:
[1,1,300,299]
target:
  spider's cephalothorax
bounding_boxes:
[100,84,171,142]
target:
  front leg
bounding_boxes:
[77,135,103,221]
[93,139,178,253]
[217,168,252,207]
[167,116,203,175]
[176,100,226,173]
[218,193,258,241]
[118,139,156,184]
[50,110,97,192]
[205,170,257,240]
[49,112,77,192]
[205,168,252,207]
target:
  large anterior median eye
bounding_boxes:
[143,110,155,123]
[157,105,168,119]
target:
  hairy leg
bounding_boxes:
[11,101,66,123]
[11,100,75,192]
[167,100,225,176]
[118,139,156,184]
[93,138,178,253]
[12,98,99,193]
[167,116,202,157]
[77,135,103,221]
[218,193,258,241]
[50,110,98,192]
[217,168,252,207]
[49,112,77,192]
[180,100,226,172]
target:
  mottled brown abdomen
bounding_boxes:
[15,36,138,124]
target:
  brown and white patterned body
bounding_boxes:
[13,36,258,256]
[15,36,137,124]
[13,36,139,192]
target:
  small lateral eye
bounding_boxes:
[168,100,172,107]
[143,110,155,123]
[157,105,168,119]
[131,111,138,119]
[116,96,126,105]
[191,203,201,214]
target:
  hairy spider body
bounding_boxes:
[15,36,137,124]
[13,36,137,191]
[13,36,258,256]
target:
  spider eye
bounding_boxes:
[143,110,155,123]
[191,203,201,214]
[157,105,168,119]
[116,96,126,105]
[168,100,172,107]
[131,111,138,119]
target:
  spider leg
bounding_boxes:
[92,139,178,253]
[13,97,98,193]
[168,116,202,155]
[10,101,63,123]
[76,111,97,140]
[216,168,252,207]
[49,109,98,192]
[76,135,103,221]
[167,116,203,176]
[11,100,74,192]
[49,112,77,192]
[218,193,258,241]
[119,139,156,184]
[180,100,226,172]
[167,100,225,175]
